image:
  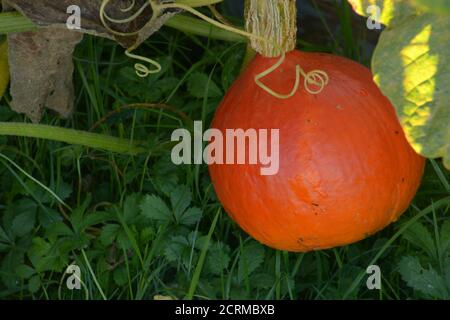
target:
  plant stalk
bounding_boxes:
[244,0,297,57]
[0,6,245,42]
[0,122,145,155]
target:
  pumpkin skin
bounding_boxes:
[208,50,425,252]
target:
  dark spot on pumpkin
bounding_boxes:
[298,237,304,243]
[306,119,311,123]
[401,177,405,182]
[395,130,400,135]
[312,203,319,207]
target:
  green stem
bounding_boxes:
[0,8,246,43]
[0,12,37,33]
[178,0,223,6]
[0,122,145,155]
[165,14,245,42]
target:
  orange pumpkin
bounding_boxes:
[208,51,425,252]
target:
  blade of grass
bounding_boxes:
[81,249,107,300]
[0,152,71,210]
[186,208,220,299]
[430,159,450,193]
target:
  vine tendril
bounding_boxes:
[99,0,329,98]
[255,53,301,99]
[120,0,137,12]
[125,47,162,77]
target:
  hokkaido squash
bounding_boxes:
[208,51,425,252]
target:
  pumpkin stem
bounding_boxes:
[246,0,329,98]
[245,0,297,58]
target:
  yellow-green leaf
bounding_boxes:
[347,0,419,27]
[412,0,450,15]
[372,13,450,168]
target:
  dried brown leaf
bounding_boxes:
[4,0,179,48]
[8,27,83,122]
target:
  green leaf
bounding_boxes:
[45,222,74,239]
[398,256,448,298]
[28,275,41,294]
[15,264,35,279]
[0,225,10,243]
[0,248,22,289]
[11,200,37,237]
[123,193,142,223]
[412,0,450,15]
[170,185,192,222]
[12,211,36,237]
[238,241,265,281]
[113,266,128,286]
[402,221,436,259]
[348,0,419,27]
[164,235,189,262]
[70,195,92,232]
[40,181,72,203]
[140,194,172,223]
[179,207,202,226]
[152,156,179,196]
[349,1,450,167]
[206,242,230,275]
[372,13,450,168]
[82,211,114,230]
[27,237,64,273]
[38,207,63,228]
[100,224,120,246]
[187,72,222,98]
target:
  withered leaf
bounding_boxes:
[4,0,180,48]
[7,27,83,122]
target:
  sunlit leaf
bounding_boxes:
[347,0,419,27]
[373,14,450,168]
[412,0,450,15]
[348,1,450,168]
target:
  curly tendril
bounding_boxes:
[120,0,138,12]
[99,0,329,98]
[125,48,162,77]
[100,0,152,36]
[255,53,301,99]
[302,69,329,94]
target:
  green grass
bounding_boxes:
[0,5,449,300]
